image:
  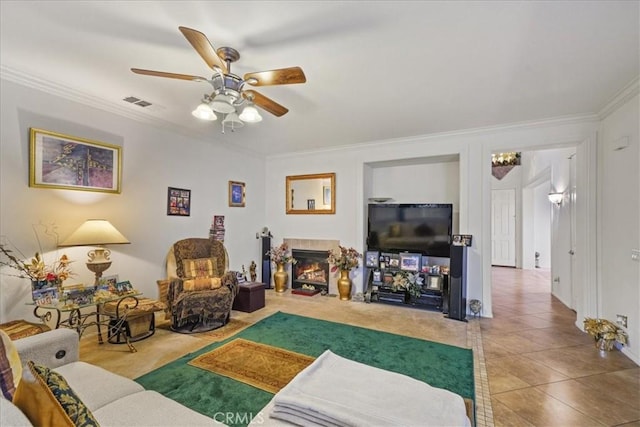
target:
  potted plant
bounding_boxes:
[583,318,628,351]
[266,243,296,293]
[326,246,362,300]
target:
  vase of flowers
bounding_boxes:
[327,246,362,301]
[266,243,296,293]
[1,244,73,305]
[583,318,628,352]
[390,271,423,302]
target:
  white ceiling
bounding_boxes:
[1,1,638,156]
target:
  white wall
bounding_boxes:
[598,93,640,363]
[0,80,267,322]
[266,119,601,318]
[533,183,551,269]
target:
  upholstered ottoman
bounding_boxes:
[232,282,265,313]
[102,298,166,344]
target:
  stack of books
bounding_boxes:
[210,215,225,242]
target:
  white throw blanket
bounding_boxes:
[255,350,471,427]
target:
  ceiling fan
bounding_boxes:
[131,26,306,131]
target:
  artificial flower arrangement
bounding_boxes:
[583,318,628,351]
[326,246,362,272]
[0,224,75,305]
[266,242,297,265]
[391,271,424,299]
[0,242,73,283]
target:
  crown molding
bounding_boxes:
[267,112,600,160]
[1,65,177,129]
[598,76,640,120]
[0,65,265,159]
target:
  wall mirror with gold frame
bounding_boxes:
[286,172,335,214]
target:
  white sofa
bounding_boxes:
[1,328,222,426]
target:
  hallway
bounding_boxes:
[485,267,639,426]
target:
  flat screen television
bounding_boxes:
[367,203,453,257]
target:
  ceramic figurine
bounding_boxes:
[249,261,257,282]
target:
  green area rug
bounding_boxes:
[136,311,474,427]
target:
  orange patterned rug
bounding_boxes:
[188,338,316,393]
[158,317,250,341]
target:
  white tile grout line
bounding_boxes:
[467,318,494,427]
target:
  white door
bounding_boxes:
[492,189,516,266]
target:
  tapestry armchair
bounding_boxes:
[157,238,239,333]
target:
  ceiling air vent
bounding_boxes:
[123,96,152,107]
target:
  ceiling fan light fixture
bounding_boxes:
[222,112,245,131]
[210,94,237,114]
[192,102,217,121]
[239,105,262,123]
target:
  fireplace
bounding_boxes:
[291,249,329,293]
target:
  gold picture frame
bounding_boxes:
[29,128,122,193]
[229,181,245,207]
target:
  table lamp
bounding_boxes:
[59,219,130,285]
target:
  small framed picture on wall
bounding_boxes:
[167,187,191,216]
[229,181,245,207]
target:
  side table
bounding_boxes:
[29,293,143,352]
[232,282,265,313]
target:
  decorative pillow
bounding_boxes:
[183,276,222,291]
[0,329,22,400]
[182,257,218,279]
[13,361,100,427]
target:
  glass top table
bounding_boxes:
[28,292,143,352]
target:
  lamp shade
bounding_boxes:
[59,219,130,246]
[239,105,262,123]
[222,112,245,129]
[191,103,217,121]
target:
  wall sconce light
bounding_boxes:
[548,192,564,206]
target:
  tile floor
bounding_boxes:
[485,267,639,427]
[79,267,639,426]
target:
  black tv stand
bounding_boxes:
[364,251,448,312]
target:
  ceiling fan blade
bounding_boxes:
[244,67,306,86]
[178,26,227,73]
[131,68,207,82]
[244,90,289,117]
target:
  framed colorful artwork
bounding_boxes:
[29,128,122,193]
[229,181,245,207]
[167,187,191,216]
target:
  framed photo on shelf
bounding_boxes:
[115,280,134,295]
[29,128,122,193]
[365,251,380,268]
[167,187,191,216]
[98,274,119,292]
[452,234,472,247]
[426,275,443,291]
[229,181,245,207]
[372,270,382,282]
[399,253,421,272]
